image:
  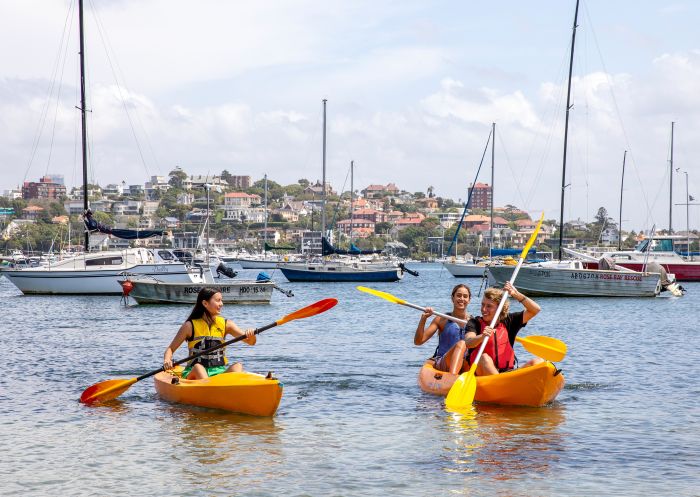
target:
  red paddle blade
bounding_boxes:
[277,298,338,325]
[80,378,136,405]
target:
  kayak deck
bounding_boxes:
[418,359,564,407]
[154,368,283,416]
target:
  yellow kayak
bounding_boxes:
[154,367,283,416]
[418,359,564,407]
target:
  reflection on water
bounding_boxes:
[158,402,284,490]
[442,403,566,479]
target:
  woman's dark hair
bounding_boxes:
[451,283,471,299]
[186,287,221,322]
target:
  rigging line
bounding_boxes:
[88,0,154,177]
[444,127,492,257]
[495,127,528,209]
[327,162,351,236]
[23,1,76,184]
[523,40,570,210]
[582,2,655,229]
[45,16,76,177]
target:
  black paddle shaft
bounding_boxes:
[134,322,277,382]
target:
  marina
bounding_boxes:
[2,263,697,496]
[2,0,699,495]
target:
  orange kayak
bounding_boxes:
[154,367,283,416]
[418,359,564,407]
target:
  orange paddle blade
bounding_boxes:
[80,378,137,405]
[276,298,338,325]
[445,368,477,409]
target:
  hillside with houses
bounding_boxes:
[2,168,697,257]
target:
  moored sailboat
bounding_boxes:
[486,0,665,298]
[2,0,199,295]
[278,100,412,283]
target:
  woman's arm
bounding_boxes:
[414,308,441,345]
[226,320,256,345]
[504,281,540,323]
[163,321,193,369]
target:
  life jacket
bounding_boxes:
[467,317,515,371]
[433,313,466,359]
[187,315,228,368]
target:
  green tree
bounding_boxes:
[168,167,188,189]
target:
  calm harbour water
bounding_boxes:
[1,263,698,496]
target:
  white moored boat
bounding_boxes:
[487,260,662,297]
[2,248,195,295]
[120,278,275,304]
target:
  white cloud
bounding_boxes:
[2,1,700,230]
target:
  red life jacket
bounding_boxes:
[467,317,515,371]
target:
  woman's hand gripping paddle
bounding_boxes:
[80,298,339,405]
[443,213,544,409]
[356,286,566,362]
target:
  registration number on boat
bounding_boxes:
[239,286,268,294]
[570,272,642,281]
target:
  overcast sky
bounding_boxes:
[1,0,698,231]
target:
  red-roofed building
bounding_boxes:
[337,218,376,238]
[362,183,400,199]
[353,208,386,223]
[224,192,261,207]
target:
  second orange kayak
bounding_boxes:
[418,359,564,407]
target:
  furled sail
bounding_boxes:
[321,237,383,256]
[84,209,164,240]
[264,242,296,251]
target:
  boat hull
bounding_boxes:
[278,263,403,282]
[2,264,193,295]
[236,258,281,269]
[583,260,700,282]
[123,279,274,304]
[418,360,564,407]
[154,369,283,416]
[487,265,661,297]
[442,261,489,278]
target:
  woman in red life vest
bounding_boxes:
[414,284,472,375]
[463,281,542,376]
[162,287,256,379]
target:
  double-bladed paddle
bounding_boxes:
[355,286,566,362]
[80,298,339,405]
[444,212,545,409]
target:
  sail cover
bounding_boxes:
[321,237,383,256]
[264,242,296,251]
[84,210,164,240]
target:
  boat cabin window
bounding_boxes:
[157,250,175,261]
[85,256,123,266]
[635,238,674,253]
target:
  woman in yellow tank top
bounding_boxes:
[163,287,256,379]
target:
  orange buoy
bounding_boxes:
[121,280,134,297]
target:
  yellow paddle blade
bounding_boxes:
[515,335,567,362]
[80,378,137,405]
[276,298,338,325]
[520,212,545,259]
[445,367,477,409]
[356,286,406,305]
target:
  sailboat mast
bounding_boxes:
[78,0,89,252]
[490,122,495,255]
[263,173,268,252]
[557,0,580,261]
[321,99,327,242]
[669,121,674,233]
[619,150,626,250]
[350,160,354,243]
